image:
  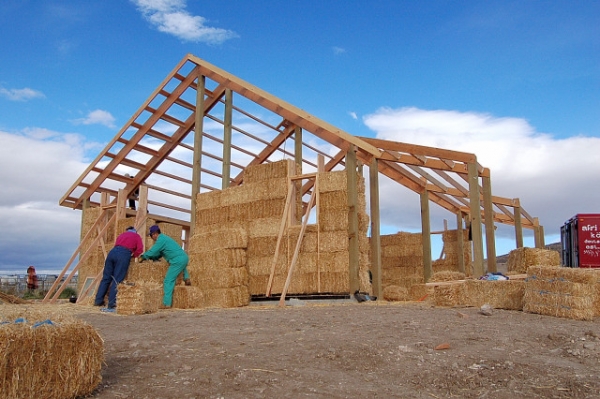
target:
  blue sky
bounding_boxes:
[0,0,598,274]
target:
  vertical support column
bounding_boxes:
[482,173,497,273]
[539,225,545,247]
[294,126,303,224]
[346,145,360,293]
[222,88,233,190]
[468,162,485,277]
[456,211,465,274]
[369,157,382,298]
[514,199,524,248]
[420,189,433,282]
[190,74,205,237]
[117,189,127,221]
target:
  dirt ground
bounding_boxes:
[62,299,600,399]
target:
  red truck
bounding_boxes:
[561,213,600,268]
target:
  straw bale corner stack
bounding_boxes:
[0,309,103,399]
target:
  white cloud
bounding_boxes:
[332,46,346,55]
[363,107,600,241]
[0,129,93,272]
[71,109,116,128]
[348,111,358,120]
[131,0,238,44]
[0,87,45,101]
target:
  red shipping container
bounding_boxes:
[561,214,600,268]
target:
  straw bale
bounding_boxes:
[247,256,285,276]
[430,271,466,282]
[527,265,597,284]
[188,227,248,253]
[523,292,594,321]
[116,281,162,315]
[172,285,205,309]
[246,230,318,257]
[203,286,250,308]
[241,198,287,219]
[359,269,373,294]
[194,267,249,289]
[382,255,423,270]
[507,247,561,273]
[318,171,347,193]
[319,191,347,210]
[319,252,350,273]
[432,259,462,274]
[381,243,423,258]
[408,284,434,301]
[248,217,281,238]
[358,212,370,233]
[157,222,183,246]
[380,232,423,248]
[319,208,349,231]
[383,285,409,301]
[314,272,349,293]
[233,178,288,203]
[244,159,296,183]
[433,283,466,307]
[195,206,231,226]
[382,268,424,283]
[116,216,137,235]
[464,280,525,310]
[319,231,348,252]
[195,189,222,211]
[249,275,285,295]
[0,310,103,399]
[126,259,171,284]
[188,249,247,270]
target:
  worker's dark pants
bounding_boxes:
[95,246,132,308]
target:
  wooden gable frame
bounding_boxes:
[59,53,544,284]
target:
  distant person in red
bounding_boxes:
[26,266,38,291]
[94,226,143,310]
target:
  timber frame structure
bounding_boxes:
[60,54,545,298]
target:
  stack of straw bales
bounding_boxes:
[432,230,472,276]
[507,247,561,274]
[78,207,115,292]
[0,309,103,399]
[380,232,425,300]
[523,265,597,320]
[431,279,525,310]
[116,281,162,315]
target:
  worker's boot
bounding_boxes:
[184,279,192,286]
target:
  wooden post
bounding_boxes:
[346,145,360,293]
[513,199,524,248]
[482,174,496,273]
[117,189,127,221]
[420,189,433,282]
[222,88,233,190]
[369,157,382,298]
[294,126,303,224]
[136,184,149,247]
[190,74,205,236]
[534,218,544,248]
[456,211,465,274]
[468,162,485,277]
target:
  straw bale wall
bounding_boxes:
[408,284,434,301]
[116,281,162,315]
[381,232,424,294]
[0,309,103,399]
[507,247,561,274]
[433,284,465,307]
[523,265,597,320]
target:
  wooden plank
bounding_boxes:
[456,212,466,274]
[358,136,476,164]
[346,146,360,293]
[266,183,295,297]
[514,203,524,248]
[279,187,317,306]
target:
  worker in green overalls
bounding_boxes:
[141,225,191,308]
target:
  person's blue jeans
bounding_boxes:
[94,246,132,308]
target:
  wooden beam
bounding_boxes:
[222,88,233,189]
[514,201,524,248]
[369,158,382,298]
[456,212,465,274]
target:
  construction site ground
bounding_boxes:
[46,298,600,399]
